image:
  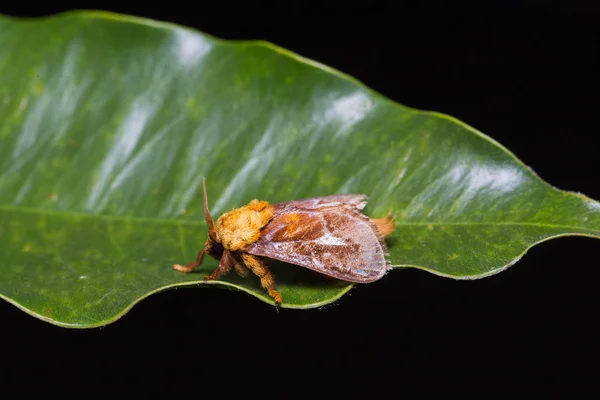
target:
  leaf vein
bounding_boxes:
[1,204,597,233]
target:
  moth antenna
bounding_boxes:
[202,177,216,237]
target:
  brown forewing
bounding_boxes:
[277,194,368,212]
[243,195,391,283]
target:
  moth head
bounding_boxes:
[201,177,224,260]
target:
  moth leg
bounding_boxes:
[371,213,395,238]
[204,250,233,281]
[240,253,283,305]
[231,254,249,277]
[173,250,205,273]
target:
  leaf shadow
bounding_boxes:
[220,259,350,292]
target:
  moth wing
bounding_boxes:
[275,194,367,212]
[244,203,390,283]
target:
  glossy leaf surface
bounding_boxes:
[0,11,599,327]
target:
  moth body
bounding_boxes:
[215,199,274,251]
[173,178,395,305]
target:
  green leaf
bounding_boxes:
[1,11,598,328]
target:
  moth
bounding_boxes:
[173,178,395,305]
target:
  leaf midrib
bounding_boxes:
[1,204,597,233]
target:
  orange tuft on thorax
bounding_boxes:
[215,199,275,251]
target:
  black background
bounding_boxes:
[1,1,599,397]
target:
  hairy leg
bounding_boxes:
[204,250,233,281]
[173,250,205,273]
[239,253,282,305]
[371,213,395,238]
[230,253,249,277]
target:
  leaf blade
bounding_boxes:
[0,11,598,328]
